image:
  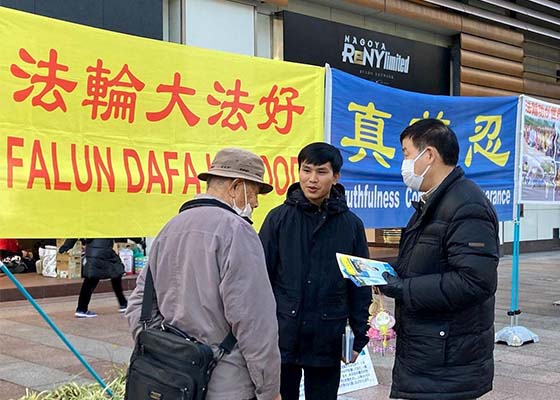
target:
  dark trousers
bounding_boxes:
[76,276,127,312]
[280,363,341,400]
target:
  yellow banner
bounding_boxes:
[0,7,324,238]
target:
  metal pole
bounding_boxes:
[495,204,539,346]
[0,263,113,397]
[512,204,520,316]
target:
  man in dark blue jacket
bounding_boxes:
[379,119,499,399]
[259,142,371,400]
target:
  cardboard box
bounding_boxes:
[114,241,131,253]
[56,239,83,279]
[57,254,82,279]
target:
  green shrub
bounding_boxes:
[17,368,126,400]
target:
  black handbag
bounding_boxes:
[125,267,237,400]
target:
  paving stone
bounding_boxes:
[0,354,19,364]
[0,335,88,369]
[493,348,550,367]
[540,359,560,370]
[495,361,560,385]
[0,361,86,390]
[1,252,560,399]
[60,359,125,382]
[0,319,132,364]
[0,379,31,400]
[491,374,560,399]
[32,377,93,393]
[478,391,516,400]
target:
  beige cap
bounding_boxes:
[198,148,273,194]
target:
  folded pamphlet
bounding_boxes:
[336,253,397,287]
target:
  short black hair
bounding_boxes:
[400,119,459,166]
[298,142,343,174]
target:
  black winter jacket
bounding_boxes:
[259,183,371,367]
[59,238,124,280]
[391,167,499,400]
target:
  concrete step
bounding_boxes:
[0,273,137,302]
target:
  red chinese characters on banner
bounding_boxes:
[8,47,308,133]
[10,48,78,112]
[146,72,200,126]
[82,59,145,123]
[258,85,305,135]
[526,100,560,121]
[207,79,254,131]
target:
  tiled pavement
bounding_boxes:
[1,251,559,399]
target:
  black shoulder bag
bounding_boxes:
[125,198,239,400]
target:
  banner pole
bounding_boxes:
[0,263,113,397]
[323,63,332,144]
[495,204,539,347]
[512,204,520,322]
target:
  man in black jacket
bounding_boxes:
[379,119,499,400]
[259,142,371,400]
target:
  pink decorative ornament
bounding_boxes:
[367,309,396,356]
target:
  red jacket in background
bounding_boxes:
[0,239,20,254]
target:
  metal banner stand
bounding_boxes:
[0,262,114,397]
[495,204,539,347]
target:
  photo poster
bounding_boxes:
[298,348,378,398]
[519,96,560,204]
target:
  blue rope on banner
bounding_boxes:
[0,262,114,397]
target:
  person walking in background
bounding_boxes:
[59,238,127,318]
[378,119,499,399]
[259,142,371,400]
[126,148,281,400]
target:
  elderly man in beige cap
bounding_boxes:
[126,148,281,400]
[197,147,273,222]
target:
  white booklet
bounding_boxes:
[336,253,397,287]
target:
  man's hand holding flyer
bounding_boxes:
[336,253,397,286]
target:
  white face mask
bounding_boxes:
[401,148,431,191]
[232,181,253,220]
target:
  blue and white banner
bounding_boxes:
[327,68,518,227]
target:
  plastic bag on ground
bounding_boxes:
[38,245,57,278]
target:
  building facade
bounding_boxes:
[167,0,560,248]
[4,0,559,248]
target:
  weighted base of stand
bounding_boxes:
[495,325,539,347]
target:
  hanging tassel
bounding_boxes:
[367,287,396,355]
